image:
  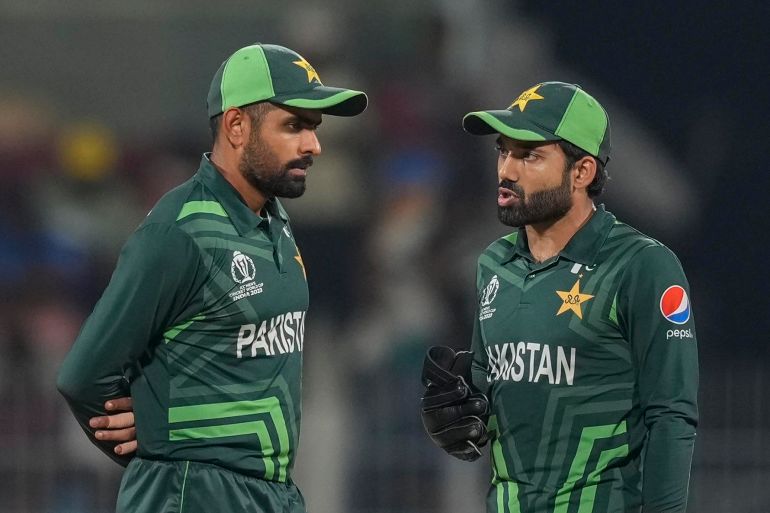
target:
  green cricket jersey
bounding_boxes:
[471,205,698,513]
[57,154,308,483]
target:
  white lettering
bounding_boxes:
[534,344,554,384]
[485,341,577,386]
[486,346,498,383]
[284,317,295,352]
[556,346,576,385]
[236,311,306,358]
[526,342,540,382]
[499,343,512,381]
[297,312,305,351]
[237,324,256,358]
[666,328,694,340]
[511,342,525,382]
[268,316,286,355]
[253,321,272,356]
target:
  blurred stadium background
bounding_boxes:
[1,0,768,511]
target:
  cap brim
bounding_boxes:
[273,87,368,116]
[462,110,559,142]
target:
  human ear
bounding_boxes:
[221,108,246,147]
[573,156,597,190]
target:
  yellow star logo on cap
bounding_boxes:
[293,57,321,84]
[555,279,594,319]
[509,85,544,112]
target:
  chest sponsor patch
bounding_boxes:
[660,285,690,324]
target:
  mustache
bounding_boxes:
[285,156,314,171]
[499,179,524,198]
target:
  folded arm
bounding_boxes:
[56,223,202,465]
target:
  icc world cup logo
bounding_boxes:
[231,251,256,284]
[481,275,500,306]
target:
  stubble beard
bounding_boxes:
[497,169,573,227]
[238,131,311,199]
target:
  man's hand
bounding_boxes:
[421,346,490,461]
[89,397,136,456]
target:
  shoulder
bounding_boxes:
[122,221,200,270]
[627,243,685,276]
[126,177,206,259]
[139,176,202,226]
[478,231,518,266]
[606,221,688,290]
[606,219,662,251]
[600,219,682,268]
[141,176,238,239]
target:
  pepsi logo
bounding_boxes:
[660,285,691,325]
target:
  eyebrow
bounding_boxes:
[289,114,322,128]
[503,138,548,150]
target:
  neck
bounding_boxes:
[209,148,268,215]
[525,199,595,263]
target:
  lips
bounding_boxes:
[498,187,519,207]
[288,167,308,179]
[286,159,311,178]
[286,157,313,178]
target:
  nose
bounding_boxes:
[498,154,518,183]
[301,130,322,156]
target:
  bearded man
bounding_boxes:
[57,43,367,513]
[420,82,698,513]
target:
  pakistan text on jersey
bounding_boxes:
[486,342,576,385]
[236,311,306,358]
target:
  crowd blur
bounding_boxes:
[1,1,767,512]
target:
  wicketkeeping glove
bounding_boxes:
[421,345,490,461]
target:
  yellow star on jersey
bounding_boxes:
[294,254,307,280]
[509,85,544,112]
[293,57,321,83]
[555,279,594,319]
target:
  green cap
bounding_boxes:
[462,81,610,164]
[207,43,368,118]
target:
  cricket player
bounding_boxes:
[57,43,367,512]
[420,82,698,512]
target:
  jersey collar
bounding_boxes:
[196,153,290,236]
[507,204,616,265]
[559,204,615,264]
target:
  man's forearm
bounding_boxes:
[57,223,203,466]
[642,416,696,512]
[57,360,133,466]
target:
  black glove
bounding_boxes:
[421,345,490,461]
